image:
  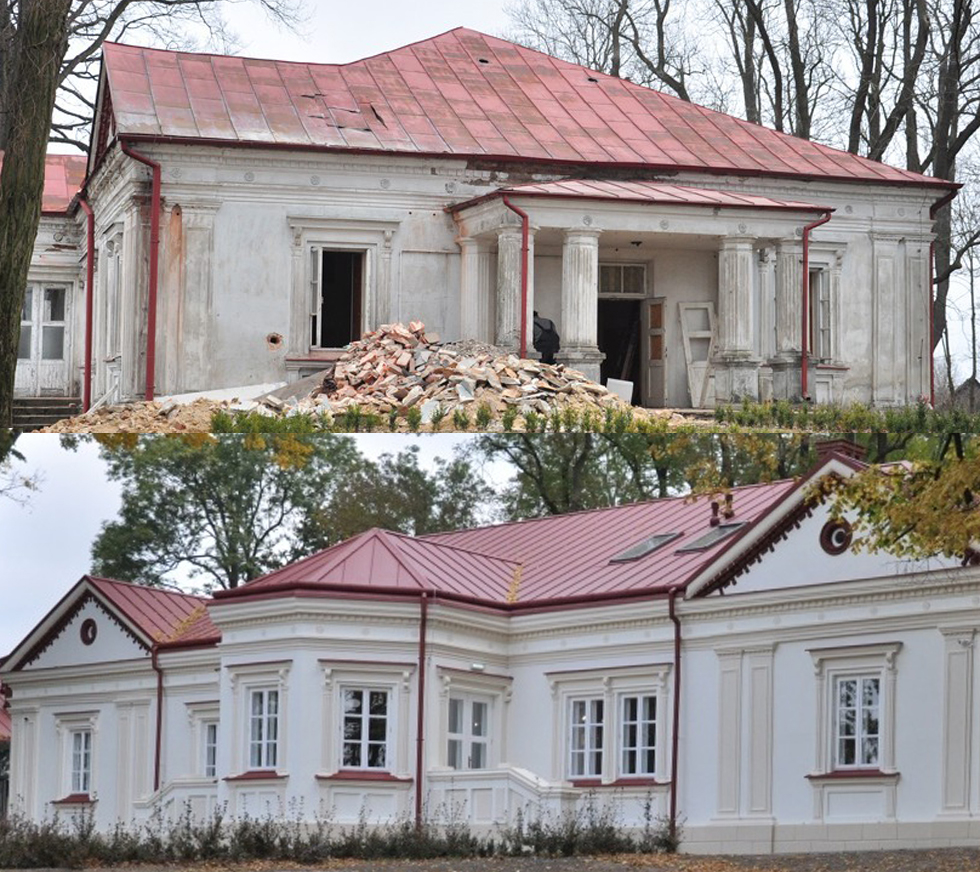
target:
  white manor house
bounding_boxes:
[19,27,957,411]
[3,445,980,854]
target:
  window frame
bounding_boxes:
[226,661,291,777]
[546,664,670,785]
[247,687,280,770]
[54,711,98,800]
[185,700,220,780]
[599,262,648,299]
[808,643,900,776]
[70,729,92,794]
[339,685,392,771]
[619,692,658,778]
[447,693,491,771]
[436,666,511,772]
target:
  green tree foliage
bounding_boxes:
[298,443,494,550]
[90,434,362,590]
[817,434,980,560]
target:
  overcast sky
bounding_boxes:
[0,434,487,661]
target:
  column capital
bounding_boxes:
[563,227,603,242]
[719,234,757,249]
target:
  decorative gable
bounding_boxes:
[17,593,147,670]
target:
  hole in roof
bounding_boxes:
[609,532,681,563]
[478,58,491,64]
[676,522,747,552]
[587,76,599,83]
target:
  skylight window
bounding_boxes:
[609,533,681,563]
[676,522,747,552]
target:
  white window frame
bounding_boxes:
[226,661,291,776]
[204,721,218,778]
[547,664,670,784]
[808,643,900,776]
[70,729,92,794]
[185,701,220,780]
[339,686,391,771]
[54,711,98,799]
[447,693,491,770]
[248,688,280,770]
[568,696,605,778]
[805,246,844,364]
[436,667,511,772]
[320,661,415,778]
[620,692,658,778]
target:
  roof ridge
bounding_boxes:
[387,528,522,565]
[423,478,793,541]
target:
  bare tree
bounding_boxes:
[0,0,303,426]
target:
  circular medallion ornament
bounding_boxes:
[819,519,853,555]
[80,618,98,646]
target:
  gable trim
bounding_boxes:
[11,589,148,671]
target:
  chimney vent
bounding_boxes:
[709,501,721,526]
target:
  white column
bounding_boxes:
[717,236,755,358]
[557,228,604,381]
[495,226,522,350]
[774,239,803,358]
[459,236,488,342]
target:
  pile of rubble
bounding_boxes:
[274,321,630,421]
[40,397,235,433]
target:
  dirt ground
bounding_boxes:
[37,849,980,872]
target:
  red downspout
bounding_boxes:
[800,212,833,401]
[120,141,161,401]
[151,644,163,792]
[501,196,530,358]
[668,588,682,846]
[415,591,429,828]
[929,190,958,407]
[78,198,95,411]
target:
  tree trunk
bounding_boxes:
[0,0,73,427]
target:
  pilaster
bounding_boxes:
[713,236,760,402]
[939,627,975,815]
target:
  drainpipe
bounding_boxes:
[929,189,958,407]
[800,212,833,401]
[120,142,161,401]
[415,591,430,828]
[668,588,682,846]
[151,643,163,792]
[78,197,95,412]
[501,196,530,358]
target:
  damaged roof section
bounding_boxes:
[100,28,949,188]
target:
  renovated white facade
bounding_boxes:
[3,454,979,853]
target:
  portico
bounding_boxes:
[450,180,839,408]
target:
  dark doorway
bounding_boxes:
[315,251,363,348]
[598,299,641,404]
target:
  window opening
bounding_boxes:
[447,696,489,769]
[569,698,604,777]
[809,268,831,360]
[248,689,279,769]
[835,676,880,768]
[71,729,92,793]
[204,722,218,778]
[18,288,32,360]
[342,688,389,769]
[621,694,657,777]
[312,250,364,348]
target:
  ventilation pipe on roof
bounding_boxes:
[800,211,832,401]
[120,142,161,401]
[929,189,958,407]
[78,197,95,411]
[668,588,683,847]
[415,591,430,828]
[501,196,530,358]
[151,643,164,792]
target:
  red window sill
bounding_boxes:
[806,769,899,781]
[52,793,96,805]
[317,771,413,784]
[570,778,665,788]
[224,770,288,782]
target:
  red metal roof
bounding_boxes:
[452,179,834,213]
[101,29,950,189]
[218,478,799,609]
[217,528,521,602]
[0,153,86,213]
[86,576,216,644]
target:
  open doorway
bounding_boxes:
[598,298,641,404]
[313,250,364,348]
